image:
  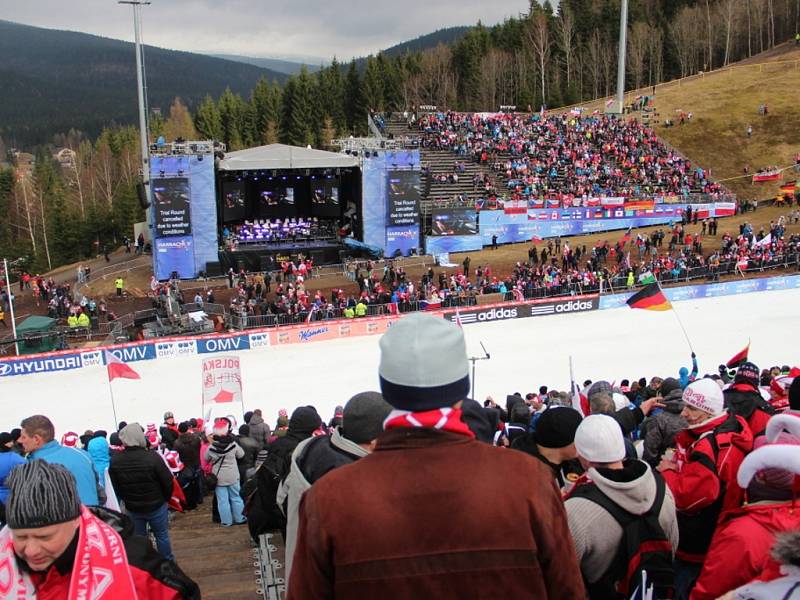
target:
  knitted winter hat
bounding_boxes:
[735,361,760,389]
[6,460,81,529]
[575,414,626,463]
[342,392,392,444]
[683,379,725,416]
[535,407,583,449]
[586,380,613,398]
[378,313,470,411]
[162,450,184,474]
[60,432,79,448]
[660,377,682,397]
[289,407,322,434]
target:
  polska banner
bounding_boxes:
[201,355,244,425]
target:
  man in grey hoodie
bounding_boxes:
[565,415,679,595]
[642,377,688,466]
[278,392,392,583]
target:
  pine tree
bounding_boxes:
[344,60,367,136]
[250,77,273,145]
[363,56,385,111]
[0,168,14,258]
[217,87,243,150]
[194,95,223,140]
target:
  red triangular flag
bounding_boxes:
[726,342,750,369]
[105,350,140,382]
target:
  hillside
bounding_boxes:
[562,43,800,201]
[355,26,471,67]
[0,20,287,148]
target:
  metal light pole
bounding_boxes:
[119,0,152,226]
[2,258,19,356]
[610,0,629,115]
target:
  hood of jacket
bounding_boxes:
[86,437,110,473]
[680,413,753,454]
[662,388,685,414]
[587,459,658,516]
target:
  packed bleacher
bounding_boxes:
[417,111,730,207]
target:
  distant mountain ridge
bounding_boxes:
[0,20,287,148]
[212,54,323,76]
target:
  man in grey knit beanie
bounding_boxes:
[4,460,81,571]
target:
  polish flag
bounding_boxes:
[105,350,140,382]
[454,306,463,329]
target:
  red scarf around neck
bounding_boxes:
[384,407,475,439]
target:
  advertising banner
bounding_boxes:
[442,295,599,326]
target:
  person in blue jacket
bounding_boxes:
[679,352,699,389]
[87,433,111,489]
[0,432,25,513]
[17,415,99,505]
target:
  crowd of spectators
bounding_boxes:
[3,315,799,599]
[416,111,730,207]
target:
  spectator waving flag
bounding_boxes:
[454,306,463,329]
[105,350,140,381]
[620,225,633,244]
[419,299,442,311]
[626,283,672,312]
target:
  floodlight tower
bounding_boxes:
[608,0,629,115]
[119,0,152,224]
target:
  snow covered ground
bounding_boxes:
[3,287,798,436]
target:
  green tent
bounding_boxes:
[16,316,59,355]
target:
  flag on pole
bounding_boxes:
[386,302,399,315]
[454,306,463,329]
[620,225,633,244]
[105,350,140,381]
[305,305,318,323]
[726,342,750,369]
[626,283,672,312]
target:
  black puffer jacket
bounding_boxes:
[109,447,173,513]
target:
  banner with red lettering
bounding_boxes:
[202,355,243,406]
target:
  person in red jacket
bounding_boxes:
[724,361,775,437]
[657,378,754,600]
[690,439,800,600]
[0,459,199,599]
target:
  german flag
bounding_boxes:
[780,181,797,195]
[726,342,750,369]
[626,283,672,311]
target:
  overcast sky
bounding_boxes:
[1,1,531,62]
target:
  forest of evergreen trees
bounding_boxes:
[1,0,795,273]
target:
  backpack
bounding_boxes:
[571,473,674,599]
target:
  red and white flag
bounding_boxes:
[105,350,140,382]
[454,306,464,329]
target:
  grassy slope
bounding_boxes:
[563,42,800,200]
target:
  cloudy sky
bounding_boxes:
[1,1,530,62]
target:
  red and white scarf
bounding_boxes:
[0,507,138,599]
[384,407,475,439]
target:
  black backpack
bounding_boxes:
[571,473,674,599]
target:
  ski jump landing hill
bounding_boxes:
[1,275,798,434]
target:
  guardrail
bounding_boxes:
[255,533,285,600]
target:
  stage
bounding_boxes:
[214,144,362,272]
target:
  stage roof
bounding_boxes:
[217,144,359,171]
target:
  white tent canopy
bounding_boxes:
[217,143,359,171]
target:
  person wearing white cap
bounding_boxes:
[656,378,754,600]
[288,313,584,600]
[690,434,800,600]
[566,415,678,598]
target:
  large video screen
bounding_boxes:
[430,209,478,236]
[257,181,296,218]
[312,180,341,217]
[221,180,245,222]
[153,177,192,237]
[386,170,420,226]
